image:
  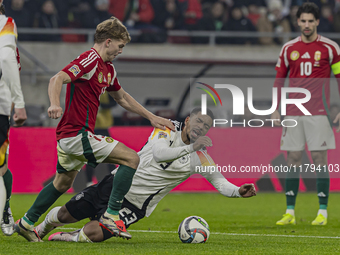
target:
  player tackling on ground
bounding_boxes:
[14,17,174,242]
[272,3,340,226]
[32,108,256,242]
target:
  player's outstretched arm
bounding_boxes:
[48,71,71,119]
[238,184,256,198]
[109,88,175,131]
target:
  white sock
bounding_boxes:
[76,227,92,243]
[0,176,6,223]
[46,206,64,226]
[318,209,327,218]
[286,209,295,216]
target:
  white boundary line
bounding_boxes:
[58,228,340,239]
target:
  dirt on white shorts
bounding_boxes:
[280,115,335,151]
[56,131,119,173]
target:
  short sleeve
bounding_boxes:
[62,50,99,82]
[107,66,121,92]
[150,128,172,142]
[330,43,340,75]
[275,45,289,77]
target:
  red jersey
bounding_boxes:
[56,48,121,140]
[274,35,340,116]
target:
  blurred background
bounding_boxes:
[5,0,340,193]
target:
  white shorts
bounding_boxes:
[57,131,119,173]
[280,116,335,151]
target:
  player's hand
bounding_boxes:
[48,105,63,119]
[13,107,27,127]
[193,136,212,151]
[150,115,175,131]
[239,184,256,198]
[271,110,281,126]
[333,112,340,132]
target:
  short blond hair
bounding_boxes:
[94,17,131,44]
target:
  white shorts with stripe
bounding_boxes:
[280,116,335,151]
[57,131,118,173]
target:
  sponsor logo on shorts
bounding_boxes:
[98,72,103,83]
[76,192,84,200]
[105,137,114,143]
[68,64,81,77]
[321,141,327,147]
[158,132,168,139]
[290,51,299,61]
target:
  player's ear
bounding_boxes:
[316,19,320,26]
[106,38,111,48]
[185,116,190,125]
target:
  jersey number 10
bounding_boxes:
[300,62,312,76]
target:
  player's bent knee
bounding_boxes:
[128,153,140,169]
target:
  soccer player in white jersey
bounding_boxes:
[0,2,27,236]
[33,108,256,243]
[271,3,340,226]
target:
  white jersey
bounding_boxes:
[122,121,241,217]
[0,15,24,116]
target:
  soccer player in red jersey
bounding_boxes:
[271,3,340,226]
[14,17,175,242]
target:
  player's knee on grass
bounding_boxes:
[84,221,106,242]
[57,205,78,223]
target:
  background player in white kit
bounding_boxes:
[271,3,340,226]
[0,1,27,235]
[33,108,256,243]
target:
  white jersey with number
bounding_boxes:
[0,15,24,116]
[122,121,241,217]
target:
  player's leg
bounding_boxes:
[284,151,302,219]
[277,116,304,225]
[305,115,334,225]
[14,135,88,241]
[0,115,10,229]
[311,150,328,225]
[14,170,78,242]
[100,142,139,239]
[1,158,15,236]
[49,199,145,242]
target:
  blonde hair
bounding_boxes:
[94,17,131,44]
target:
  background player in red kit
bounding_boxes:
[271,3,340,226]
[14,17,175,242]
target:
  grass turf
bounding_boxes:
[1,192,340,254]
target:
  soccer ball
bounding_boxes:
[178,216,210,243]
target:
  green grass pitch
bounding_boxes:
[1,192,340,254]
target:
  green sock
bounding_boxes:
[285,171,300,208]
[316,167,329,207]
[3,169,12,211]
[25,182,63,224]
[108,165,136,212]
